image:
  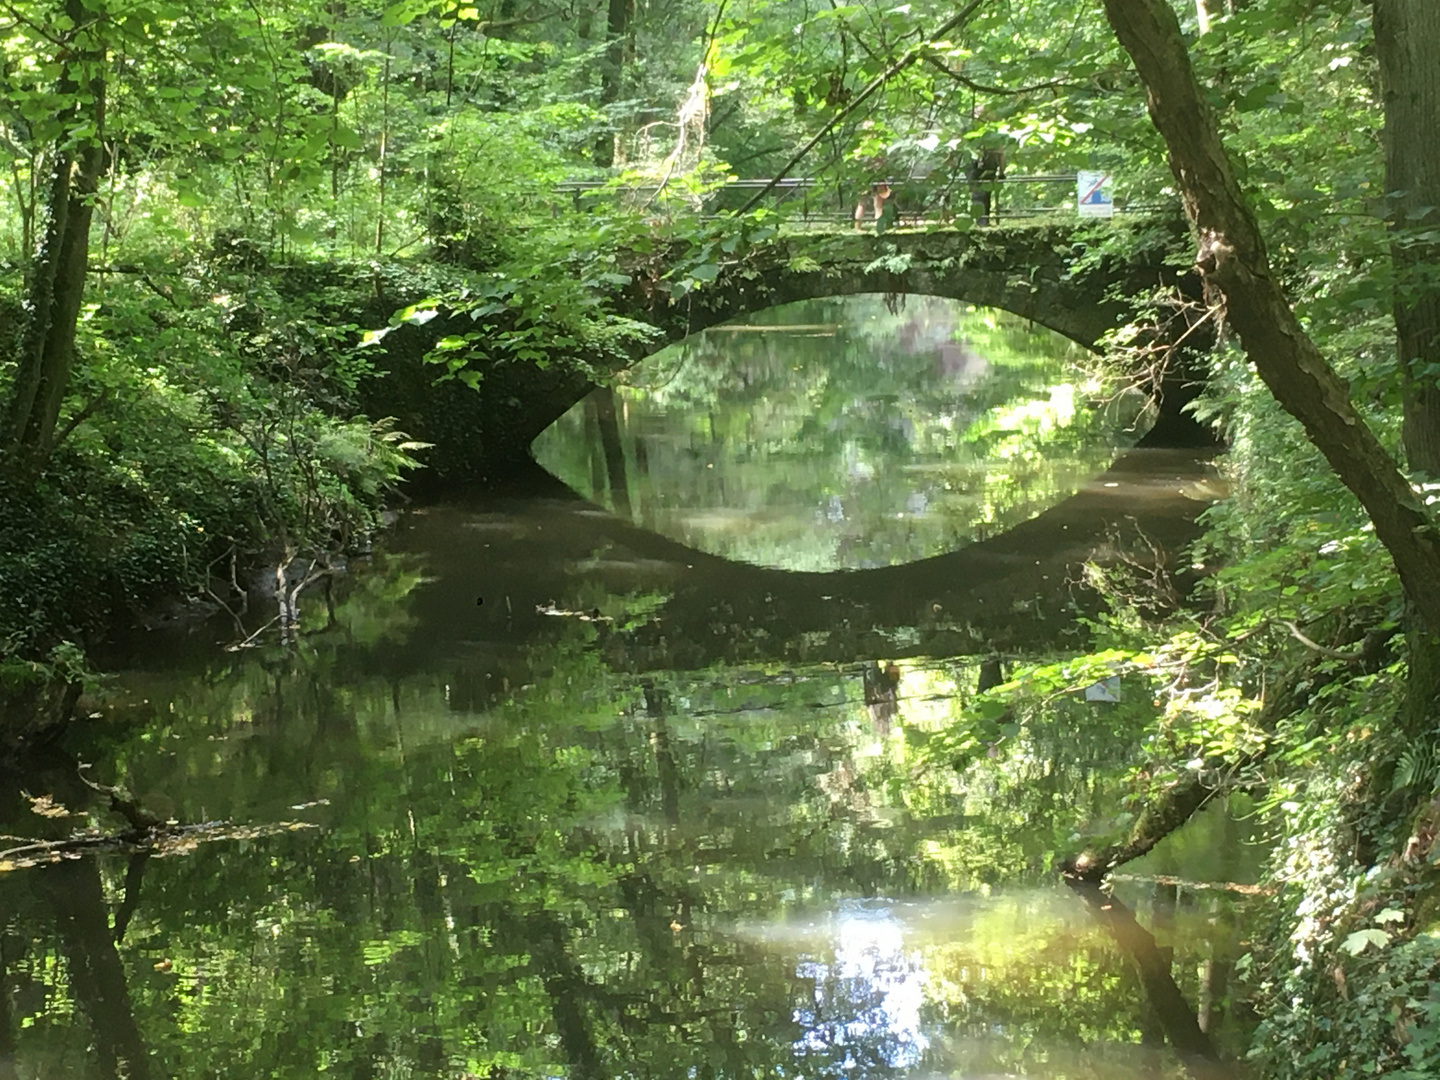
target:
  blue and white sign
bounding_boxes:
[1076,171,1114,218]
[1084,675,1122,703]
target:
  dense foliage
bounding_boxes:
[1,0,1439,1075]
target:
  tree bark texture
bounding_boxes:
[1376,1,1440,478]
[1099,0,1440,634]
[3,0,107,474]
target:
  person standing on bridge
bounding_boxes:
[854,180,893,230]
[853,153,895,230]
[967,139,1006,226]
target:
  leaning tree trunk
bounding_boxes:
[1375,0,1440,736]
[2,0,107,476]
[1097,0,1440,642]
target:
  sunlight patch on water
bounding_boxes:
[794,902,929,1070]
[727,891,1176,1078]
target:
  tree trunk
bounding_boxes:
[592,0,633,167]
[2,0,106,475]
[1097,0,1440,638]
[1193,0,1224,34]
[1376,2,1440,479]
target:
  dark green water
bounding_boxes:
[0,299,1251,1080]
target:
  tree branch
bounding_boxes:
[737,0,989,214]
[49,388,109,451]
[920,51,1121,97]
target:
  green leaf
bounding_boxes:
[1340,928,1391,955]
[395,305,439,326]
[381,0,434,25]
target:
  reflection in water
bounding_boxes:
[0,593,1260,1079]
[534,296,1148,570]
[792,904,928,1071]
[0,301,1244,1078]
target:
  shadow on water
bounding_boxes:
[0,298,1252,1079]
[378,441,1219,674]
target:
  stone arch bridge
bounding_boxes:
[625,221,1193,353]
[371,218,1202,487]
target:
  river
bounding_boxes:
[0,297,1257,1079]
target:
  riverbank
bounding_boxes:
[0,240,652,755]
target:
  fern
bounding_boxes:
[1392,743,1439,794]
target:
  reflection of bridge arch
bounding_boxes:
[396,446,1219,675]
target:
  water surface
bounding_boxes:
[2,633,1257,1079]
[534,296,1148,571]
[0,302,1247,1080]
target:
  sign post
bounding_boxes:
[1076,171,1114,218]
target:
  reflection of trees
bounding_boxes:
[39,859,154,1080]
[594,385,633,520]
[533,295,1141,571]
[0,946,14,1080]
[862,661,901,736]
[1066,879,1234,1080]
[4,568,1248,1077]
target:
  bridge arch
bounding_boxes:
[369,218,1203,487]
[620,221,1196,354]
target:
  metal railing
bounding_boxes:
[556,174,1153,225]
